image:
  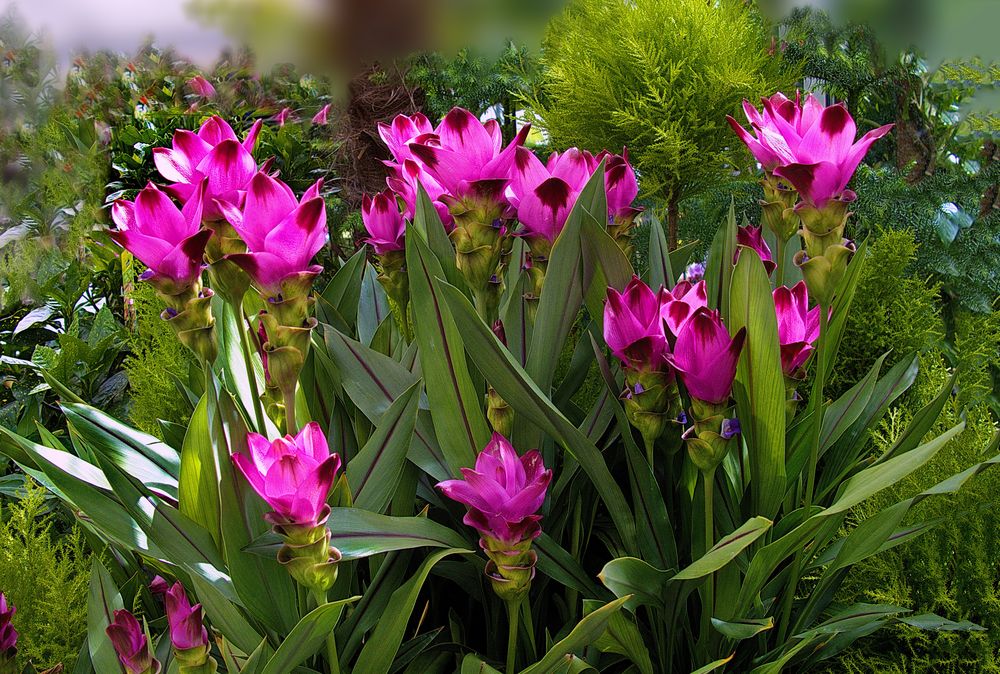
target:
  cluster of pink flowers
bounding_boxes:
[0,593,16,666]
[361,107,640,258]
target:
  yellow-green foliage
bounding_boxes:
[529,0,795,203]
[821,328,1000,672]
[0,481,91,670]
[123,282,194,436]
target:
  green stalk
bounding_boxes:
[776,304,829,644]
[311,589,340,674]
[566,498,583,624]
[283,388,298,435]
[239,307,267,433]
[775,236,786,287]
[701,467,716,648]
[505,598,521,674]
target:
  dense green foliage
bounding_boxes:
[0,480,91,670]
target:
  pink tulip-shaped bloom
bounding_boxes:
[379,112,434,164]
[312,103,331,126]
[0,593,16,659]
[274,107,293,127]
[597,148,641,220]
[729,92,893,207]
[604,276,671,370]
[385,159,453,228]
[660,279,708,337]
[110,182,211,291]
[232,422,341,527]
[106,610,160,674]
[736,224,776,275]
[774,281,822,376]
[508,146,594,243]
[407,107,529,203]
[187,75,216,98]
[149,575,170,596]
[669,307,746,405]
[362,190,406,254]
[154,116,261,220]
[219,172,327,296]
[438,433,552,545]
[164,582,209,651]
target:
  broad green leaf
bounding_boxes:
[669,240,700,280]
[819,353,887,451]
[461,654,503,674]
[728,251,785,518]
[800,603,909,635]
[647,212,673,289]
[353,548,471,674]
[901,613,986,631]
[581,210,633,330]
[711,616,774,640]
[704,202,738,318]
[599,557,669,610]
[436,278,636,550]
[178,396,220,545]
[749,634,822,674]
[584,599,654,674]
[87,559,123,674]
[518,597,628,674]
[412,184,465,292]
[406,231,486,472]
[358,264,390,346]
[689,655,734,674]
[821,239,867,382]
[188,574,262,654]
[321,326,449,480]
[348,380,421,513]
[319,247,367,331]
[673,516,772,581]
[536,533,605,598]
[877,371,957,463]
[260,597,359,674]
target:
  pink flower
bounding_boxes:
[728,92,893,207]
[508,146,594,243]
[164,582,209,651]
[385,158,453,229]
[774,281,821,375]
[232,422,341,527]
[668,307,745,405]
[106,610,160,674]
[109,182,211,290]
[379,112,434,164]
[219,172,327,295]
[597,148,640,219]
[407,107,529,202]
[660,280,708,337]
[604,276,671,370]
[312,103,331,126]
[736,224,776,275]
[362,190,406,254]
[153,116,261,220]
[148,576,170,596]
[187,75,216,98]
[0,593,16,659]
[437,433,552,545]
[274,107,293,127]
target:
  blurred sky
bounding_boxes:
[3,0,233,67]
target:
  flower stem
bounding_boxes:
[505,598,521,674]
[239,306,267,433]
[701,467,715,647]
[311,589,340,674]
[775,236,786,287]
[283,388,298,435]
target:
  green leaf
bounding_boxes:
[877,371,957,463]
[319,247,368,331]
[178,396,220,545]
[599,557,669,610]
[821,239,867,382]
[728,251,785,518]
[704,202,738,318]
[87,559,124,674]
[435,278,637,551]
[348,380,421,513]
[412,183,465,292]
[260,597,360,674]
[584,599,654,674]
[669,240,700,280]
[359,264,390,345]
[353,548,471,674]
[801,603,909,635]
[461,654,503,674]
[536,533,605,598]
[518,597,628,674]
[901,613,985,631]
[711,616,774,640]
[187,574,263,654]
[689,654,735,674]
[581,210,633,329]
[406,231,487,472]
[673,516,772,581]
[647,213,673,290]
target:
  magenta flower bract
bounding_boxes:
[407,107,529,202]
[386,159,453,228]
[604,276,671,370]
[669,307,746,405]
[312,104,331,126]
[597,148,640,219]
[379,112,434,165]
[728,92,893,207]
[232,422,342,527]
[153,115,261,220]
[659,280,708,337]
[736,224,776,275]
[437,433,552,545]
[219,172,327,295]
[774,281,822,375]
[106,610,160,674]
[508,146,594,243]
[0,593,16,658]
[187,75,216,98]
[362,190,406,254]
[110,182,211,290]
[164,582,209,651]
[274,107,293,127]
[149,575,170,596]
